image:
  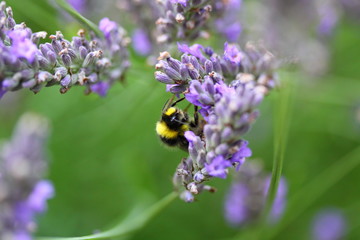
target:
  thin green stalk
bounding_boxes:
[36,192,178,240]
[54,0,102,37]
[262,73,293,222]
[264,145,360,240]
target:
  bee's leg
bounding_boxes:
[194,105,199,125]
[190,105,199,128]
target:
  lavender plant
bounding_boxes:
[155,42,279,201]
[0,1,129,99]
[0,113,53,239]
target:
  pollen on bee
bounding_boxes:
[156,121,179,139]
[164,107,176,116]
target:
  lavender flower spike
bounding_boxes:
[0,1,129,98]
[156,42,279,201]
[0,113,54,239]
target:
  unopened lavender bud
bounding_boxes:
[40,43,54,57]
[46,51,57,66]
[188,66,200,79]
[60,75,71,87]
[2,78,17,90]
[22,78,37,88]
[205,60,213,73]
[37,71,53,83]
[215,143,229,155]
[61,53,72,67]
[164,66,182,80]
[189,56,200,70]
[67,48,77,60]
[180,191,194,203]
[194,172,205,183]
[37,55,51,69]
[211,58,222,74]
[79,46,88,59]
[72,36,83,50]
[181,54,190,63]
[54,67,67,81]
[51,39,62,54]
[155,71,174,84]
[198,94,213,105]
[178,65,189,80]
[221,126,233,142]
[31,31,47,44]
[82,52,96,67]
[167,57,181,72]
[187,182,198,194]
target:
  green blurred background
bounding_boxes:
[0,0,360,239]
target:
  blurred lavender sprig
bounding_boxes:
[155,0,213,44]
[0,1,129,99]
[156,42,279,201]
[0,113,54,239]
[224,161,287,226]
[312,208,347,240]
[213,0,242,42]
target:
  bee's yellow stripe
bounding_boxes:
[156,121,178,139]
[164,107,176,116]
[181,124,189,132]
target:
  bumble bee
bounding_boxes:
[156,97,204,151]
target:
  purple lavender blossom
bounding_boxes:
[157,42,278,201]
[8,29,38,63]
[312,209,347,240]
[224,162,287,226]
[177,43,206,61]
[0,1,129,98]
[67,0,86,13]
[132,28,152,56]
[224,42,243,64]
[214,0,242,42]
[0,113,53,239]
[90,81,110,97]
[99,17,118,38]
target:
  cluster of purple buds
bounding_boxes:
[155,42,278,201]
[155,0,213,44]
[0,1,130,99]
[224,161,287,226]
[0,113,54,239]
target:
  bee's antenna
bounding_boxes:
[171,97,185,107]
